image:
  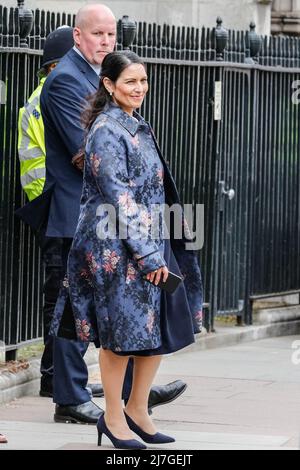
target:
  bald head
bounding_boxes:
[75,4,115,29]
[73,3,116,65]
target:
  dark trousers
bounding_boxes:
[39,236,133,405]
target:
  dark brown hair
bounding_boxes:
[72,50,146,171]
[83,50,146,131]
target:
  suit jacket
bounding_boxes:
[40,48,99,237]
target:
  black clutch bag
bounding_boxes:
[143,270,183,294]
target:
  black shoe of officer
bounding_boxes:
[124,380,187,415]
[87,383,104,398]
[54,401,103,424]
[148,380,187,414]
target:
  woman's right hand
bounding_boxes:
[146,266,169,286]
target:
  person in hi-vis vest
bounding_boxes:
[18,27,75,201]
[17,25,87,397]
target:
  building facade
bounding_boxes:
[272,0,300,34]
[6,0,274,35]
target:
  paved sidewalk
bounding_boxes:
[0,335,299,450]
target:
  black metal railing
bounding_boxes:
[1,3,300,356]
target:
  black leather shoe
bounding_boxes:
[87,383,104,398]
[54,401,104,424]
[124,380,187,415]
[148,380,187,414]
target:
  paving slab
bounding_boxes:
[0,335,299,450]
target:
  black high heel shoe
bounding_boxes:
[124,411,175,444]
[97,413,147,450]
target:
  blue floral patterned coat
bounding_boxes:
[52,103,203,352]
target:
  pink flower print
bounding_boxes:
[80,268,93,287]
[137,258,145,269]
[128,180,136,188]
[195,310,203,327]
[146,309,155,333]
[157,168,164,185]
[80,268,89,280]
[93,116,108,133]
[118,191,138,216]
[103,249,121,273]
[75,319,91,341]
[131,135,140,147]
[90,153,101,177]
[134,254,148,270]
[86,252,99,274]
[126,263,137,284]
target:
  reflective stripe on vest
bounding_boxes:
[23,178,46,202]
[19,146,43,162]
[20,167,46,188]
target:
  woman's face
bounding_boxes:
[107,63,148,115]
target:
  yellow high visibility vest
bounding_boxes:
[18,77,46,201]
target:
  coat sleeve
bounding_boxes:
[88,121,166,275]
[40,73,86,158]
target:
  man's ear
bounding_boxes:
[73,27,80,47]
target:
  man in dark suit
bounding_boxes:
[40,3,187,424]
[17,25,103,406]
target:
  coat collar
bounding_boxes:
[102,102,148,136]
[67,49,99,90]
[101,104,181,203]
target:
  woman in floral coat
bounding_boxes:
[52,51,203,449]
